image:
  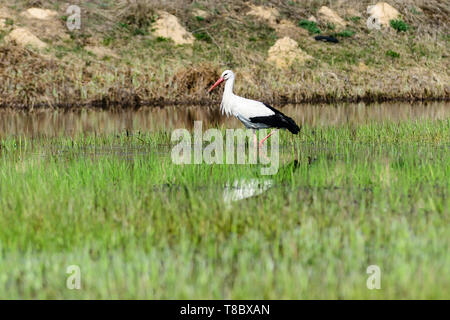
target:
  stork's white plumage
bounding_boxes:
[208,70,300,147]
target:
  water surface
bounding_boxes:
[0,102,448,137]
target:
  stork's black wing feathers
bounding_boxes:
[249,103,301,134]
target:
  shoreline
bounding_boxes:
[1,95,449,111]
[1,1,448,111]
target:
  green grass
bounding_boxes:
[0,118,449,299]
[386,50,401,59]
[347,16,361,23]
[193,31,212,43]
[390,19,410,32]
[336,29,356,38]
[5,18,14,26]
[298,19,321,34]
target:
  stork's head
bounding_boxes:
[208,70,234,93]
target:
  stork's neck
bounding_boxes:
[220,75,235,116]
[223,76,235,98]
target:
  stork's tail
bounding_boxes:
[282,114,301,134]
[254,103,302,134]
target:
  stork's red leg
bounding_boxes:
[259,130,275,148]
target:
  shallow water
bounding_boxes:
[0,102,448,137]
[1,102,448,202]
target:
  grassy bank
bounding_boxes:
[0,118,449,298]
[0,0,448,109]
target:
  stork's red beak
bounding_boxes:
[208,77,224,93]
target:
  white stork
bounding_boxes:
[208,70,300,149]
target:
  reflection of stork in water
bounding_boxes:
[208,70,300,150]
[223,160,301,203]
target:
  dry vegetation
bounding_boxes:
[0,0,448,109]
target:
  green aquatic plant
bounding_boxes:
[0,117,448,298]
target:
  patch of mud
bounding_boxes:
[152,11,194,45]
[367,2,400,27]
[192,9,209,19]
[267,37,312,69]
[246,5,279,26]
[5,28,47,49]
[0,7,13,19]
[21,8,58,20]
[318,6,346,28]
[275,19,308,40]
[345,8,361,17]
[246,5,308,42]
[21,7,69,41]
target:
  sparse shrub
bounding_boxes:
[117,0,156,28]
[336,29,356,38]
[347,16,361,23]
[132,28,148,36]
[386,50,400,58]
[118,22,130,31]
[102,36,115,46]
[409,7,422,15]
[174,64,219,95]
[390,19,410,32]
[193,31,211,43]
[298,20,321,34]
[326,23,335,30]
[25,0,42,7]
[195,16,205,22]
